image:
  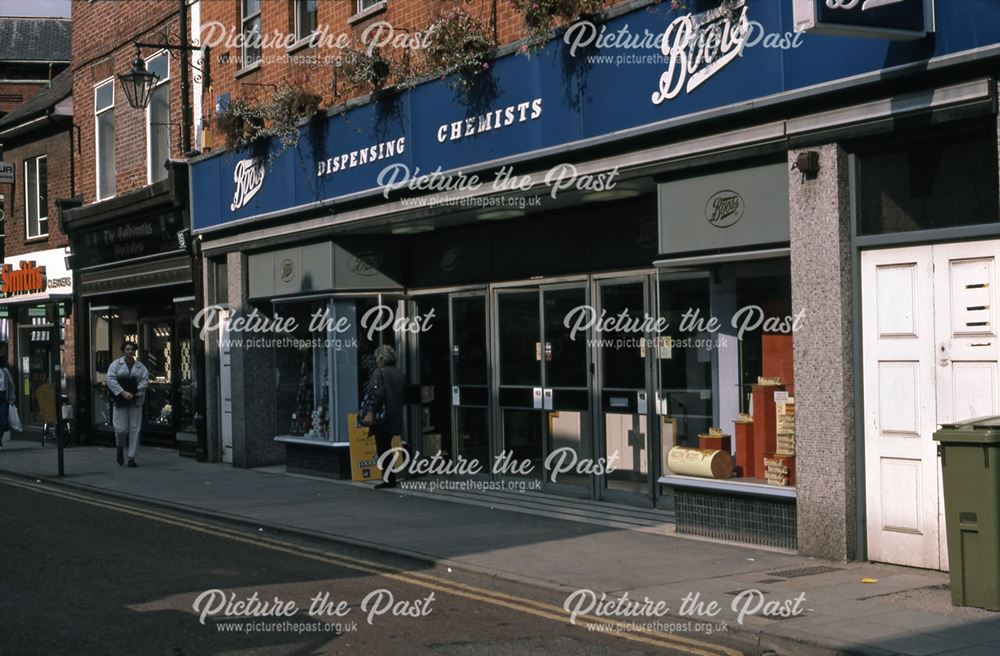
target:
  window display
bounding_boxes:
[659,260,796,488]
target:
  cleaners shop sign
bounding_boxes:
[0,249,72,300]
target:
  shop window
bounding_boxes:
[856,118,999,235]
[146,51,171,184]
[24,155,47,238]
[141,320,173,429]
[241,0,262,68]
[658,260,796,488]
[293,0,317,41]
[94,79,116,200]
[274,297,398,442]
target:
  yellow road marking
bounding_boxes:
[0,475,742,656]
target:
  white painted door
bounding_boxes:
[863,240,1000,570]
[218,309,233,464]
[932,241,1000,567]
[862,246,939,569]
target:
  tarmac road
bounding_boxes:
[0,476,748,656]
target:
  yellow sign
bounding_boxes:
[347,412,402,482]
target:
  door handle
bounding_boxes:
[938,343,950,367]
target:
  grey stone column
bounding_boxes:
[227,250,283,468]
[789,144,856,561]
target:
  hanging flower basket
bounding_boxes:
[214,83,324,159]
[337,46,411,95]
[424,9,496,89]
[513,0,605,52]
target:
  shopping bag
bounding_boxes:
[1,430,9,444]
[8,404,22,432]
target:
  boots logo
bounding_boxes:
[651,0,750,105]
[349,252,385,276]
[231,158,266,211]
[1,260,47,296]
[706,191,745,228]
[280,259,295,283]
[440,247,459,272]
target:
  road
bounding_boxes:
[0,475,747,656]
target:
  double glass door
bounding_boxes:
[409,273,660,504]
[494,284,592,496]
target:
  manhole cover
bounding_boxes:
[767,565,842,579]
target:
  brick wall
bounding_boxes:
[196,0,617,146]
[71,0,188,204]
[0,82,48,116]
[3,128,72,256]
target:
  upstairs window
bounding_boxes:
[25,155,48,239]
[356,0,382,14]
[242,0,262,67]
[146,51,171,184]
[94,79,116,200]
[294,0,318,41]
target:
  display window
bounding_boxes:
[657,259,796,489]
[273,296,398,443]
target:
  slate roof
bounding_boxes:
[0,67,72,130]
[0,17,71,63]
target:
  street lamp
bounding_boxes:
[117,46,160,110]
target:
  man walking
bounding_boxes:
[107,341,149,467]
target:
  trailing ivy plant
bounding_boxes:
[214,82,323,160]
[513,0,605,52]
[424,8,496,90]
[337,45,414,96]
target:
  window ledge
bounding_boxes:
[660,474,797,499]
[24,235,50,244]
[286,36,315,55]
[235,61,262,79]
[348,1,387,26]
[274,435,349,448]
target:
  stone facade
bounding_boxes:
[789,144,856,561]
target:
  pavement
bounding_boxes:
[2,438,999,656]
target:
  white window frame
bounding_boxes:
[356,0,383,15]
[24,155,48,239]
[94,77,115,201]
[145,50,171,185]
[293,0,318,41]
[241,0,262,69]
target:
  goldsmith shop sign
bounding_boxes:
[651,0,750,105]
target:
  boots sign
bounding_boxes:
[792,0,934,39]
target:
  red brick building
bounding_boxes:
[0,68,75,431]
[0,17,70,119]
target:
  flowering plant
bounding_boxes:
[513,0,605,52]
[424,9,496,89]
[214,82,323,158]
[337,45,414,95]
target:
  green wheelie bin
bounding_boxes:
[934,417,1000,610]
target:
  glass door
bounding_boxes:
[493,289,544,481]
[540,284,592,497]
[594,276,655,504]
[450,293,490,470]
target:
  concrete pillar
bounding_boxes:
[227,250,283,468]
[789,144,856,561]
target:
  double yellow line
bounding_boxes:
[0,475,742,656]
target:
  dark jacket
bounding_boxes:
[368,364,406,435]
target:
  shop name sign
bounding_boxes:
[706,190,745,228]
[231,158,266,211]
[652,0,750,105]
[793,0,933,39]
[0,161,13,185]
[1,261,46,297]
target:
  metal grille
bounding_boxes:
[675,488,797,550]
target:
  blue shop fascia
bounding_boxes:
[189,0,1000,563]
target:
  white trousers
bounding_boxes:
[113,404,142,458]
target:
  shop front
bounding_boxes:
[61,166,200,453]
[0,249,73,432]
[189,0,1000,559]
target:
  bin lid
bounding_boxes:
[934,416,1000,444]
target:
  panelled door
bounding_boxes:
[862,240,1000,570]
